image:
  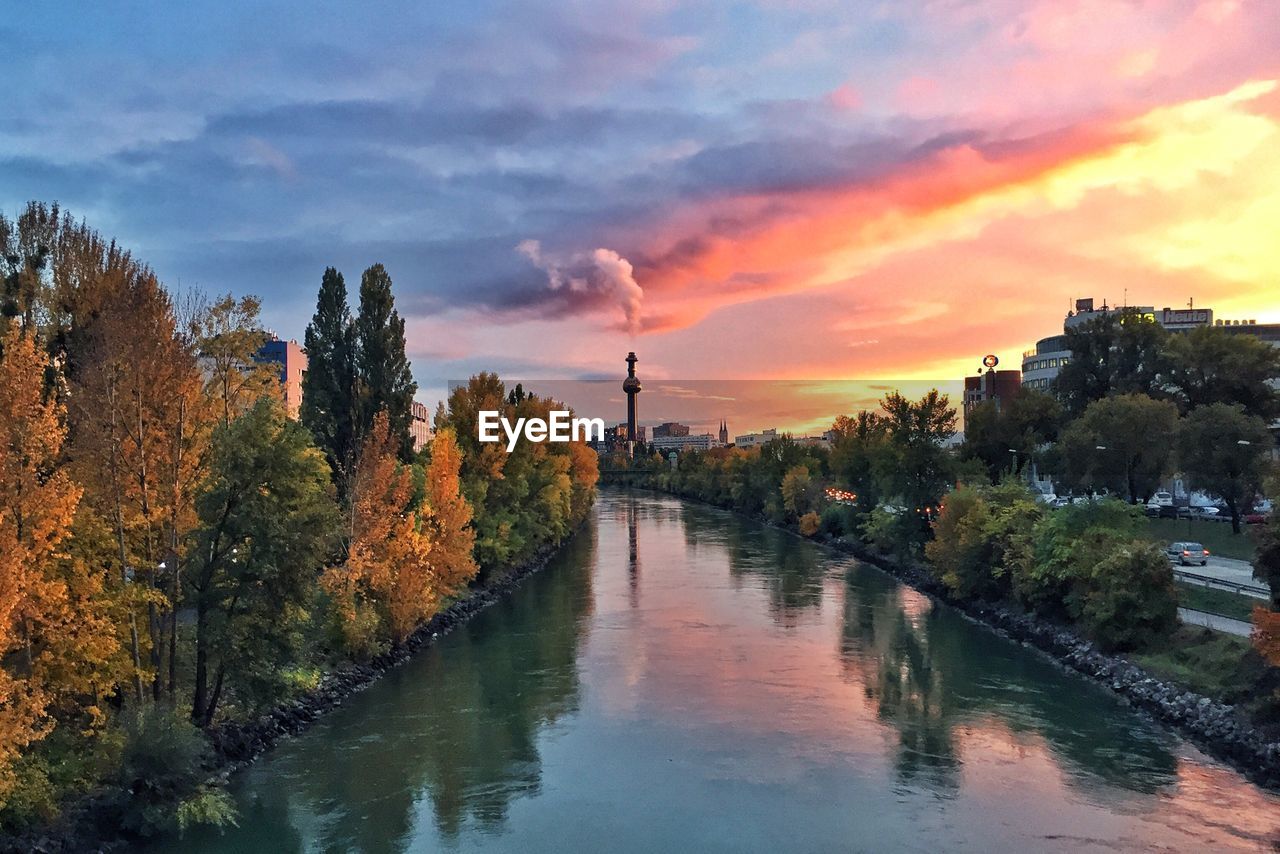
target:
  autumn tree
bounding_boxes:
[193,294,279,426]
[422,427,478,598]
[0,324,118,799]
[189,398,337,726]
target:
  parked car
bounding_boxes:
[1188,506,1220,519]
[1244,512,1270,525]
[1166,541,1209,566]
[1147,491,1174,509]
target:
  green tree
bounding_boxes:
[1253,516,1280,609]
[1077,541,1178,651]
[1176,403,1273,533]
[1058,393,1177,503]
[828,411,888,511]
[926,481,1042,601]
[961,388,1061,483]
[875,390,957,547]
[1165,325,1280,421]
[301,267,358,494]
[355,264,417,461]
[1053,310,1171,418]
[189,398,337,726]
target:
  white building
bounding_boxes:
[734,428,778,449]
[650,433,720,452]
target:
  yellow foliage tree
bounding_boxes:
[1253,607,1280,667]
[0,324,118,800]
[323,411,440,653]
[423,427,477,598]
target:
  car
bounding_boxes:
[1166,541,1209,566]
[1244,512,1269,525]
[1188,506,1220,519]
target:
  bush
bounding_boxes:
[1077,541,1178,651]
[926,482,1041,601]
[819,503,860,538]
[798,511,821,537]
[106,706,237,838]
[1013,499,1140,618]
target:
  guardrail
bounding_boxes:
[1173,568,1269,600]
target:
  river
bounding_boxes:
[167,489,1280,852]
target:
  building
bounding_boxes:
[963,367,1022,417]
[650,433,719,452]
[652,422,689,439]
[410,400,432,452]
[734,428,778,449]
[719,419,729,445]
[1023,297,1234,390]
[256,335,307,418]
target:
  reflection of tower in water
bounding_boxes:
[627,501,640,609]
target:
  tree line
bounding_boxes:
[0,202,598,838]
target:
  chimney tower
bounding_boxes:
[622,352,641,458]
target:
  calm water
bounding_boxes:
[167,489,1280,852]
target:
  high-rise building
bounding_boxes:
[410,400,432,452]
[652,422,690,438]
[256,335,307,419]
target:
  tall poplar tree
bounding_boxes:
[355,263,417,460]
[301,267,358,490]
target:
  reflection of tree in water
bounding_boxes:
[197,526,598,854]
[839,568,1180,799]
[682,504,825,627]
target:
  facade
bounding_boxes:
[734,428,778,449]
[652,422,690,439]
[256,335,307,419]
[409,400,432,452]
[650,433,719,452]
[963,368,1022,417]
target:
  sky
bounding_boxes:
[5,1,1280,427]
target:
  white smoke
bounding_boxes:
[517,239,644,335]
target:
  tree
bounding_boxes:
[0,324,118,799]
[1166,325,1280,421]
[1077,542,1178,651]
[1255,516,1280,610]
[193,295,278,426]
[961,388,1061,483]
[926,481,1041,601]
[1053,310,1171,417]
[875,390,958,546]
[422,427,478,598]
[828,411,888,511]
[1176,403,1274,533]
[355,264,417,461]
[1058,393,1177,503]
[780,465,819,521]
[189,398,337,726]
[301,267,358,494]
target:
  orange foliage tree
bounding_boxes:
[422,427,478,598]
[323,412,438,653]
[1253,607,1280,668]
[0,324,118,799]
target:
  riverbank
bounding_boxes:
[612,483,1280,791]
[830,534,1280,789]
[3,533,582,854]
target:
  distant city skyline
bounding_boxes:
[5,3,1280,405]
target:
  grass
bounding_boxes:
[1144,516,1257,562]
[1176,581,1260,622]
[1132,625,1262,703]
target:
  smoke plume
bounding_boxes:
[517,239,644,335]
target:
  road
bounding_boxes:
[1170,554,1265,592]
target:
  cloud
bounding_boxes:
[517,239,645,335]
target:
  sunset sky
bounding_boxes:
[5,1,1280,422]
